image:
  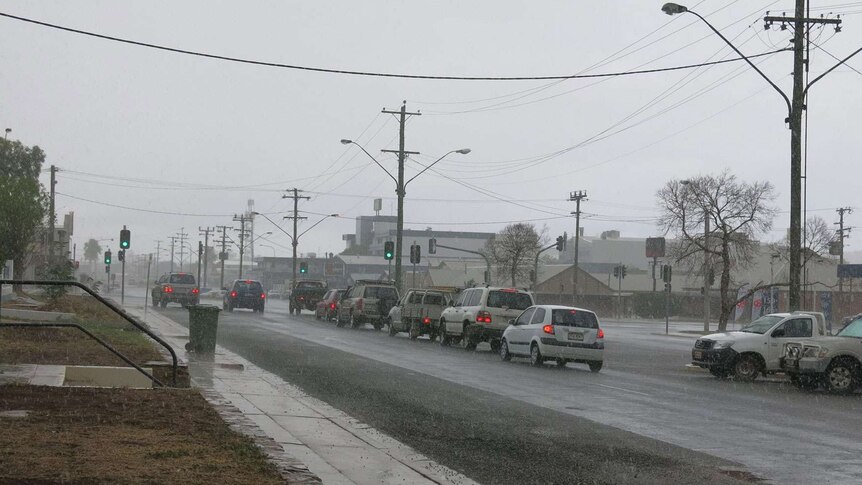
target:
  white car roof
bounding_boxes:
[531,304,596,313]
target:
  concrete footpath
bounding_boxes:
[128,306,476,485]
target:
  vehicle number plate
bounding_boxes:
[693,350,703,360]
[568,332,584,341]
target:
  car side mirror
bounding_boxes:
[772,328,786,338]
[508,319,516,326]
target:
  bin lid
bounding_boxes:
[187,304,221,312]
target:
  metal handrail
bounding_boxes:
[0,279,178,386]
[0,322,164,387]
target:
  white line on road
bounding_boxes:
[595,384,651,397]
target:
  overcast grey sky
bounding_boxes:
[2,1,860,260]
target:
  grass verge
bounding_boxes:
[0,385,284,484]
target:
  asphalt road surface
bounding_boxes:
[138,292,862,484]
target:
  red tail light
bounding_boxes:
[230,291,237,298]
[260,293,266,299]
[543,325,554,334]
[356,298,364,311]
[597,328,604,339]
[299,296,305,301]
[476,311,492,324]
[330,303,336,309]
[423,317,431,325]
[191,288,199,295]
[164,286,173,293]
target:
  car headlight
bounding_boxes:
[802,346,829,358]
[713,341,734,350]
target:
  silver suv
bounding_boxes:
[335,280,400,330]
[439,286,535,351]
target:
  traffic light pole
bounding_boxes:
[121,257,125,304]
[532,243,558,289]
[433,242,491,285]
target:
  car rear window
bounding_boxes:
[364,286,398,300]
[235,281,262,292]
[297,281,324,288]
[551,309,598,329]
[486,290,532,310]
[424,293,445,305]
[169,274,195,284]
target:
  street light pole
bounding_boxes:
[341,134,469,294]
[661,2,857,311]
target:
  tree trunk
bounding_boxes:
[717,240,733,331]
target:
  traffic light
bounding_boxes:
[104,250,112,265]
[299,262,308,274]
[428,238,437,255]
[410,244,421,264]
[384,241,394,261]
[662,265,672,283]
[119,227,130,249]
[621,265,627,278]
[613,266,619,278]
[555,235,564,252]
[118,249,125,262]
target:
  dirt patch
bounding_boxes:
[0,323,163,366]
[38,294,128,326]
[0,385,284,484]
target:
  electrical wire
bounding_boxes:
[0,10,790,82]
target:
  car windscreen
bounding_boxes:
[838,318,862,338]
[486,291,532,310]
[169,274,195,284]
[740,315,784,334]
[551,309,598,328]
[365,286,398,300]
[235,281,262,293]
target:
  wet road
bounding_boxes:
[144,294,862,484]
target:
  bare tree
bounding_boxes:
[769,215,835,266]
[485,223,544,286]
[657,171,777,330]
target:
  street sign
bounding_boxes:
[838,264,862,278]
[646,237,666,258]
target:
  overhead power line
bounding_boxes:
[0,11,788,81]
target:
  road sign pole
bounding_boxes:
[121,258,126,305]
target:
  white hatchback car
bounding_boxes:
[500,305,605,372]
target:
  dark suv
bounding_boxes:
[223,279,266,313]
[335,280,400,329]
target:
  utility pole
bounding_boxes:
[836,207,853,294]
[196,241,203,291]
[233,215,249,280]
[283,188,310,290]
[168,236,179,273]
[198,227,214,289]
[569,191,587,305]
[703,216,711,332]
[154,240,162,277]
[48,165,57,264]
[176,228,188,272]
[216,225,230,289]
[381,101,421,293]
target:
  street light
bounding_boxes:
[341,138,470,292]
[661,3,862,311]
[252,211,338,288]
[4,128,10,140]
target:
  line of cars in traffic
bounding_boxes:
[691,310,862,394]
[308,279,606,371]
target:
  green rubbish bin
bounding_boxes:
[185,304,221,353]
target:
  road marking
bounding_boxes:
[596,384,650,397]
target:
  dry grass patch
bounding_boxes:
[0,385,284,484]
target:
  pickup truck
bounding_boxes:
[691,311,826,381]
[151,272,200,308]
[289,280,327,315]
[781,314,862,393]
[387,289,453,340]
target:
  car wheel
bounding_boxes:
[227,303,233,313]
[159,298,167,308]
[489,340,501,353]
[732,354,761,382]
[409,323,420,340]
[388,319,397,337]
[259,305,265,314]
[373,320,383,331]
[588,361,603,373]
[708,367,731,379]
[350,313,360,329]
[439,322,450,346]
[499,339,512,362]
[556,358,567,368]
[151,298,158,308]
[336,312,346,328]
[826,358,859,394]
[464,337,477,351]
[315,311,321,320]
[529,343,544,367]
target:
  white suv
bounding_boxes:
[500,305,604,371]
[439,286,534,351]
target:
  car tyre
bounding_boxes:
[556,358,567,368]
[500,339,512,362]
[335,312,346,328]
[350,313,360,329]
[732,354,761,382]
[825,358,859,394]
[151,298,158,308]
[529,343,544,367]
[259,305,265,314]
[159,298,168,309]
[588,361,603,373]
[464,338,477,351]
[489,340,501,353]
[409,323,420,340]
[388,319,397,337]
